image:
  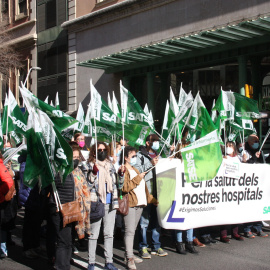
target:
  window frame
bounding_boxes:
[0,0,9,23]
[15,0,29,21]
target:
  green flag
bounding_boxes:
[24,109,73,188]
[213,89,259,121]
[24,112,55,188]
[90,79,120,128]
[37,109,73,181]
[178,83,188,108]
[2,93,13,135]
[120,81,151,127]
[185,93,216,137]
[20,86,77,131]
[7,89,27,135]
[181,130,223,183]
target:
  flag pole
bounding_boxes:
[94,115,98,161]
[242,129,245,150]
[122,118,125,164]
[173,92,198,152]
[259,127,270,152]
[224,120,227,156]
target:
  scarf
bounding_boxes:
[73,168,91,239]
[96,159,113,204]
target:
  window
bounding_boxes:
[46,0,56,29]
[38,40,67,78]
[0,0,8,22]
[15,0,28,20]
[37,0,66,32]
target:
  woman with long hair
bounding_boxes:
[220,141,244,243]
[87,142,119,270]
[118,146,158,270]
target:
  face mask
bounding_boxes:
[238,147,243,153]
[73,159,79,169]
[251,142,259,150]
[97,151,107,161]
[78,141,85,148]
[226,147,234,155]
[129,157,137,166]
[121,146,125,150]
[152,141,159,150]
[190,136,196,143]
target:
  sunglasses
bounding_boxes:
[98,149,106,153]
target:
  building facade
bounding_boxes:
[62,0,270,131]
[36,0,68,111]
[0,0,37,107]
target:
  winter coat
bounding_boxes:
[0,159,14,204]
[118,166,157,208]
[18,160,31,206]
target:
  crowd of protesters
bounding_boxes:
[0,131,269,270]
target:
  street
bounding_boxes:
[1,209,270,270]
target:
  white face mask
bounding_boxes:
[226,147,234,155]
[152,141,159,150]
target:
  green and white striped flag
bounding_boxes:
[178,83,188,109]
[181,129,223,183]
[20,86,77,132]
[24,111,55,188]
[90,79,120,127]
[185,93,216,138]
[7,89,27,135]
[213,89,260,121]
[24,109,73,188]
[74,102,85,133]
[120,81,151,127]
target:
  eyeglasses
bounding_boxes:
[98,149,106,153]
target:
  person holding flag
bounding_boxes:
[118,146,158,270]
[242,134,269,238]
[134,134,168,259]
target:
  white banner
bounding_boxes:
[156,158,270,230]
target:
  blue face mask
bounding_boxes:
[251,143,259,150]
[129,157,137,166]
[121,146,125,150]
[238,147,243,153]
[189,136,196,143]
[152,141,160,150]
